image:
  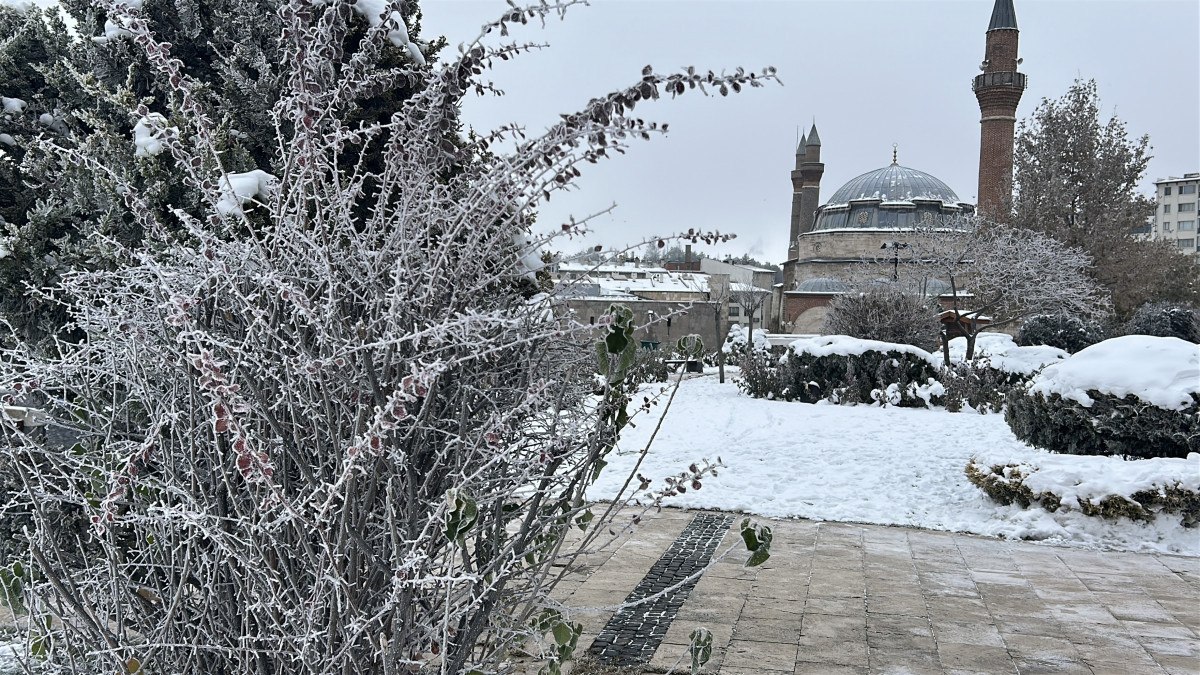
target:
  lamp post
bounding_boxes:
[880,241,909,281]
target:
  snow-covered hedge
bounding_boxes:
[737,335,943,407]
[1124,302,1200,344]
[1005,336,1200,459]
[1016,313,1106,353]
[966,451,1200,528]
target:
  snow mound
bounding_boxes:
[351,0,426,65]
[216,169,277,217]
[948,333,1067,376]
[790,334,940,367]
[1027,335,1200,410]
[133,113,174,157]
[1,97,26,115]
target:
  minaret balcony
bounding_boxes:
[972,71,1027,92]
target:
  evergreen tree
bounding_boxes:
[1012,78,1197,317]
[0,0,441,345]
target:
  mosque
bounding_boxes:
[778,0,1025,333]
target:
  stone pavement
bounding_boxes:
[550,508,1200,675]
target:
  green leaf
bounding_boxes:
[740,518,759,551]
[551,622,572,646]
[575,509,594,530]
[605,329,628,355]
[444,490,478,541]
[689,627,713,674]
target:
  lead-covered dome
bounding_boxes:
[828,164,960,204]
[811,163,974,232]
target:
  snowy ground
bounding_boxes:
[588,371,1200,556]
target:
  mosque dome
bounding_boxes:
[811,163,974,232]
[794,277,849,293]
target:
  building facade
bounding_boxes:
[1152,173,1200,257]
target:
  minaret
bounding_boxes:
[786,132,807,261]
[787,123,824,260]
[973,0,1025,222]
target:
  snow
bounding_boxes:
[0,97,26,115]
[0,134,14,147]
[1028,335,1200,410]
[215,169,277,216]
[947,333,1068,376]
[351,0,426,65]
[723,323,769,354]
[133,113,173,157]
[91,0,145,43]
[588,373,1199,556]
[0,640,17,675]
[789,334,942,368]
[971,449,1200,512]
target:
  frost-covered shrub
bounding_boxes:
[1123,302,1200,343]
[1004,336,1200,459]
[966,452,1200,528]
[1016,313,1106,353]
[736,336,942,407]
[940,361,1010,413]
[822,288,941,352]
[0,4,775,674]
[942,334,1067,413]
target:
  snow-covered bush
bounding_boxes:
[0,3,775,674]
[1016,312,1106,353]
[966,452,1200,528]
[1005,336,1200,459]
[736,336,942,407]
[1123,302,1200,343]
[721,322,770,360]
[942,334,1067,413]
[822,287,941,352]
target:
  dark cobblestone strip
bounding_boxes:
[588,512,734,665]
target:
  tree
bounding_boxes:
[897,220,1110,364]
[822,288,941,352]
[729,283,769,350]
[1012,78,1197,316]
[0,3,776,673]
[0,0,443,346]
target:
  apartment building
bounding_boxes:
[1154,172,1200,257]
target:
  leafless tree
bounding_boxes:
[896,220,1110,364]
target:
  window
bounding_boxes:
[1163,222,1173,232]
[1180,220,1196,231]
[1163,204,1171,213]
[1181,184,1197,195]
[589,316,596,325]
[728,306,741,317]
[1163,186,1173,196]
[1178,239,1195,250]
[1179,203,1196,213]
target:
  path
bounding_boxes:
[547,509,1199,675]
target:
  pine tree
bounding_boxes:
[1012,78,1197,317]
[0,0,442,345]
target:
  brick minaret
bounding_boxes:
[787,123,824,260]
[973,0,1025,222]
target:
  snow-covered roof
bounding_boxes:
[558,262,671,275]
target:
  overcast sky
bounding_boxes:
[417,0,1200,263]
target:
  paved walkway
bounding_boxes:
[550,509,1200,675]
